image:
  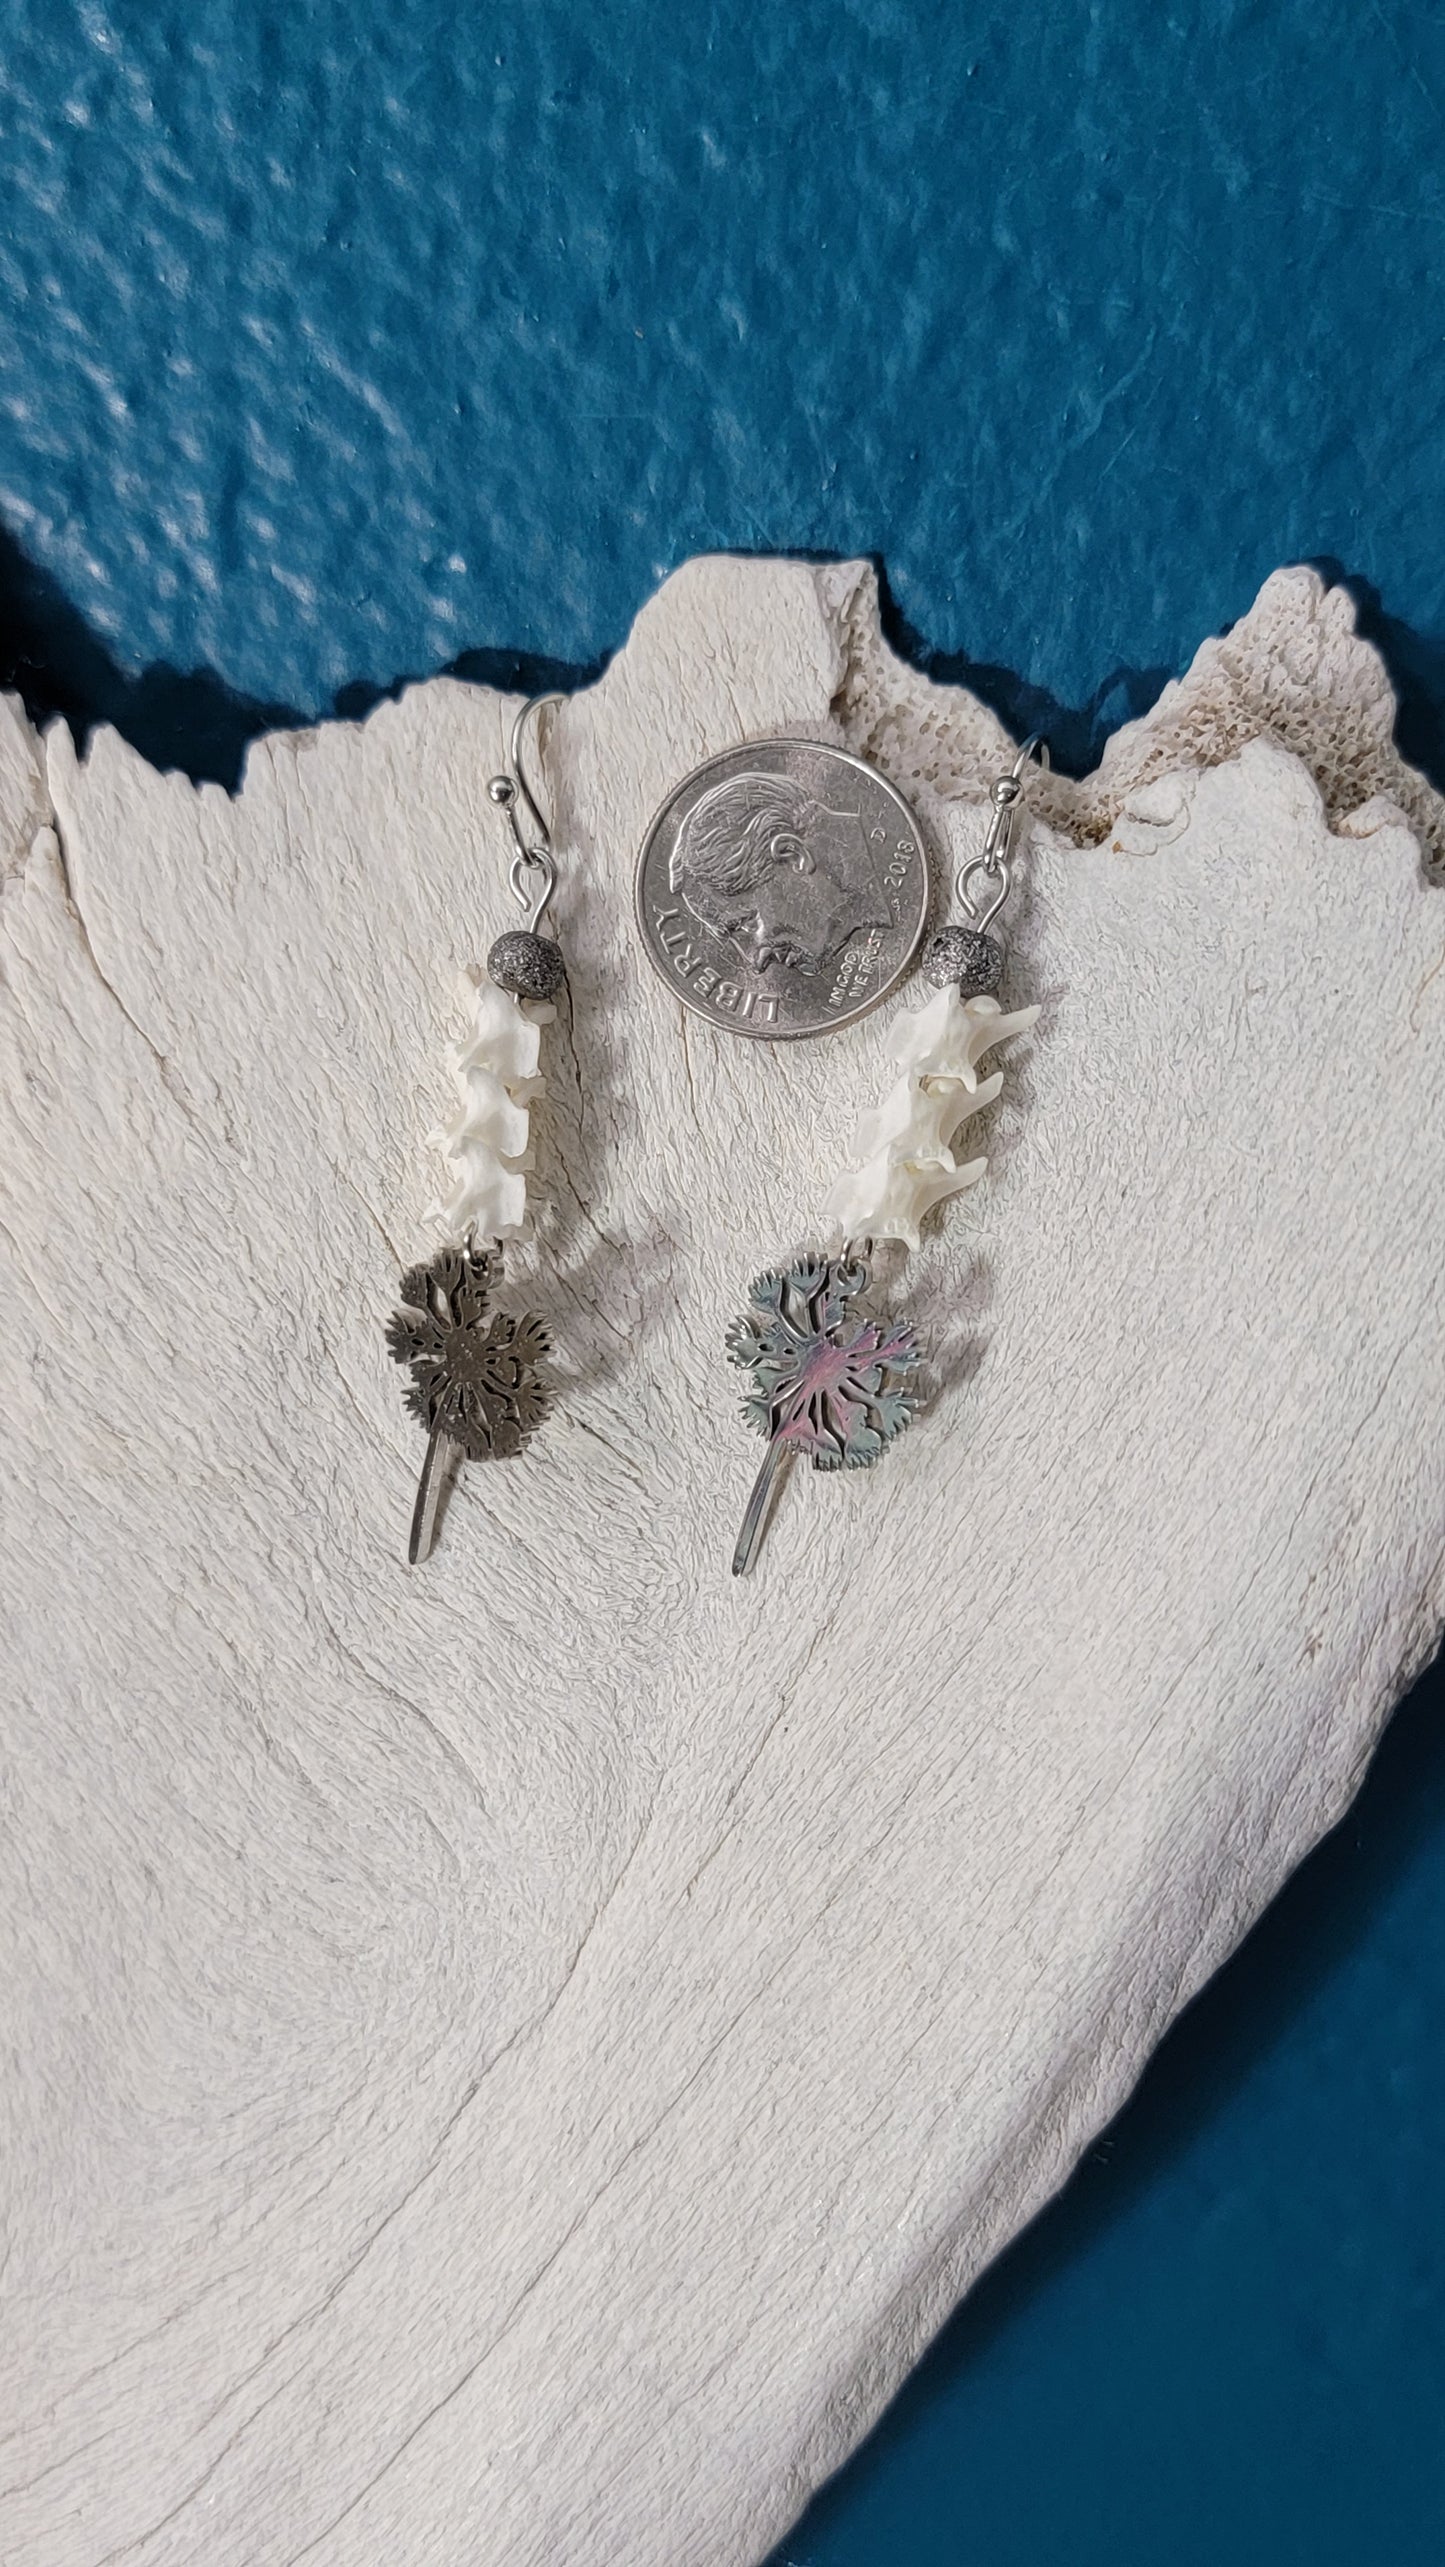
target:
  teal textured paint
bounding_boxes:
[1,4,1443,2560]
[2,1,1445,764]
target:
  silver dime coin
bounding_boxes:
[634,737,931,1041]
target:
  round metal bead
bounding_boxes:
[487,930,567,1003]
[922,924,1004,997]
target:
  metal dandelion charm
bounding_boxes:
[725,1249,923,1575]
[386,1241,549,1565]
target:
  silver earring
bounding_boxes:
[636,727,1047,1572]
[386,696,567,1564]
[730,738,1049,1572]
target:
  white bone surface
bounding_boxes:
[2,556,1444,2567]
[824,985,1041,1248]
[426,967,553,1241]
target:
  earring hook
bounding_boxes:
[955,732,1051,931]
[487,692,564,932]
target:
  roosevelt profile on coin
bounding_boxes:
[669,768,893,975]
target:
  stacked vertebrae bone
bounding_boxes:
[823,983,1040,1252]
[427,967,554,1241]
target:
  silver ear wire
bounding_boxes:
[487,692,563,931]
[954,732,1050,931]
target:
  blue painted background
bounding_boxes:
[2,2,1442,2557]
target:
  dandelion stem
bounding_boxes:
[408,1407,455,1566]
[732,1435,791,1577]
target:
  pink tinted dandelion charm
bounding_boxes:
[725,1250,922,1574]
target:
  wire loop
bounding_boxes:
[954,733,1050,928]
[487,693,564,932]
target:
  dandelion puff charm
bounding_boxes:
[388,1243,550,1564]
[387,695,567,1564]
[727,1250,923,1575]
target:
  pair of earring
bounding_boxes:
[386,699,1045,1573]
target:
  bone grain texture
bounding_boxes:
[1,557,1442,2567]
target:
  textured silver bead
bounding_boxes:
[487,929,567,1002]
[922,924,1004,997]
